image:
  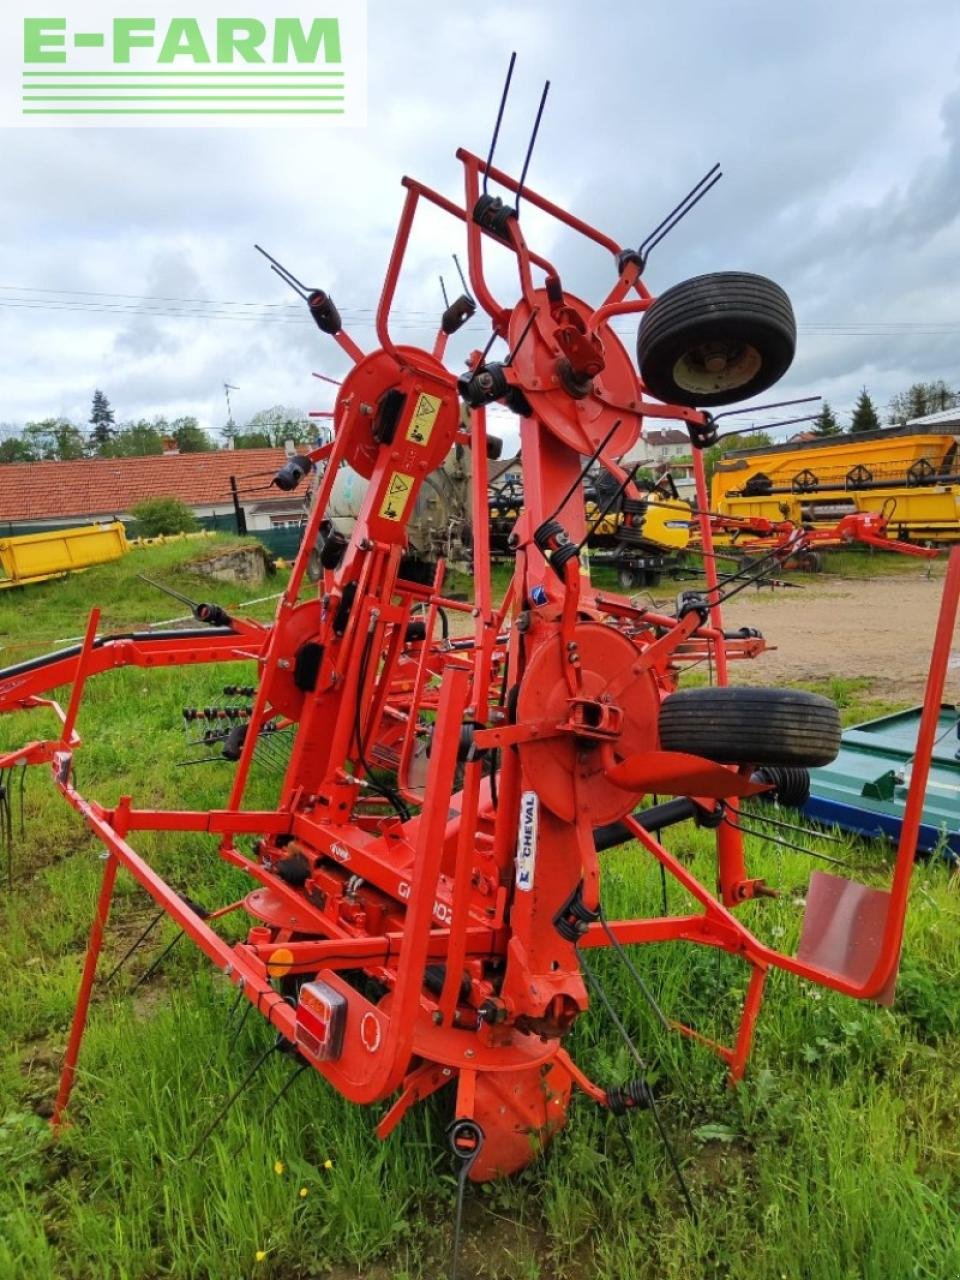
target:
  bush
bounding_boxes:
[129,498,200,537]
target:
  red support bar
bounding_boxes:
[52,852,118,1127]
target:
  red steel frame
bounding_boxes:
[1,144,956,1179]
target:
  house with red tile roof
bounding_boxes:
[622,428,696,498]
[0,444,307,535]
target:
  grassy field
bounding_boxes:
[1,540,959,1280]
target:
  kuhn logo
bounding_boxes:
[329,842,350,863]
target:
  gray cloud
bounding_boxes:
[1,0,958,440]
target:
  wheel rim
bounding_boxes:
[672,340,762,396]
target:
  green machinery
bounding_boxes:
[806,705,960,863]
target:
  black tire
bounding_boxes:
[637,272,796,408]
[658,686,841,767]
[798,550,824,574]
[618,565,641,590]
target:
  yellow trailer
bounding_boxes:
[711,424,960,543]
[0,521,130,588]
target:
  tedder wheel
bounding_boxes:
[618,564,641,590]
[637,272,796,408]
[798,549,824,574]
[658,686,841,768]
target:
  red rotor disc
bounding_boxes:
[508,290,643,457]
[515,622,660,825]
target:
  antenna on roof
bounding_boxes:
[223,383,239,448]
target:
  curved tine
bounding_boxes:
[452,253,474,302]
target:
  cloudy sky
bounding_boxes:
[1,0,959,450]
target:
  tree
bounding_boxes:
[0,436,37,464]
[102,419,166,458]
[926,379,958,413]
[232,430,272,450]
[849,387,880,433]
[243,405,311,448]
[130,498,199,537]
[812,402,840,436]
[22,418,86,461]
[89,390,116,450]
[171,417,213,453]
[888,380,959,424]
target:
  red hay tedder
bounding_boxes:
[1,59,957,1238]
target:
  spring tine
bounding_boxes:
[742,806,849,845]
[515,80,550,214]
[224,984,246,1028]
[641,169,722,258]
[598,908,670,1032]
[128,930,184,992]
[447,1121,485,1280]
[579,948,696,1220]
[138,574,198,610]
[452,253,473,302]
[185,1042,281,1161]
[638,163,720,254]
[504,306,538,366]
[719,413,820,442]
[17,762,26,838]
[713,395,821,422]
[263,1059,311,1118]
[269,263,310,302]
[227,1000,253,1050]
[723,816,865,872]
[104,908,166,983]
[482,51,517,195]
[255,243,309,291]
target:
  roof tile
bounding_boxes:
[0,449,290,521]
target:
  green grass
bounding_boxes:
[1,543,959,1279]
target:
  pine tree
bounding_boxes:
[812,402,840,436]
[89,390,116,450]
[849,387,880,433]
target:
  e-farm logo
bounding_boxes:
[1,2,366,127]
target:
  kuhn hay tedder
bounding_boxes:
[1,60,957,1235]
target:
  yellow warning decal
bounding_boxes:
[405,392,442,446]
[379,471,415,522]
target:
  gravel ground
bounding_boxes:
[713,562,956,700]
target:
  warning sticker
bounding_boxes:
[405,392,443,446]
[379,471,415,522]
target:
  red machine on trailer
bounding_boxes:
[1,63,957,1214]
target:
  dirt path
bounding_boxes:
[713,565,954,699]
